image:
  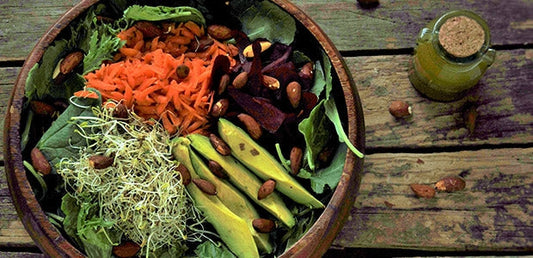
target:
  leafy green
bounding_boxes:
[298,144,347,194]
[310,60,326,97]
[237,1,296,45]
[194,241,236,258]
[321,53,364,159]
[123,5,206,26]
[25,39,69,100]
[61,194,120,258]
[36,90,102,172]
[298,100,331,170]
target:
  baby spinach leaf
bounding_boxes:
[298,144,347,194]
[237,1,296,45]
[36,90,102,173]
[298,100,330,170]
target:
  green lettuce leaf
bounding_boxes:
[237,1,296,44]
[123,5,205,26]
[298,100,331,170]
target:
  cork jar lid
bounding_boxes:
[438,15,485,58]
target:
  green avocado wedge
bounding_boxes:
[172,139,259,258]
[217,118,324,209]
[187,133,296,228]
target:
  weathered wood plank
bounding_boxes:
[292,0,533,51]
[1,0,532,61]
[1,148,531,251]
[0,168,37,248]
[334,147,533,251]
[350,49,533,150]
[0,0,80,62]
[0,67,21,161]
[0,252,43,258]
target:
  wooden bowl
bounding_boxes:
[3,0,365,257]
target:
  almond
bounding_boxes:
[252,218,276,233]
[207,24,232,41]
[60,51,84,75]
[210,99,229,118]
[257,179,276,200]
[389,100,412,118]
[88,155,114,169]
[232,71,248,89]
[208,160,229,179]
[192,178,217,195]
[243,41,272,58]
[290,147,303,175]
[209,133,231,156]
[30,100,56,116]
[298,62,314,81]
[218,74,231,95]
[176,163,191,186]
[286,81,302,108]
[30,147,51,175]
[263,75,280,90]
[410,184,435,199]
[134,21,163,38]
[435,176,466,192]
[237,113,262,140]
[112,241,140,258]
[112,103,129,119]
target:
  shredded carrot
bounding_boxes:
[85,21,236,135]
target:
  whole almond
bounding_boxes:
[389,100,412,118]
[237,113,262,140]
[243,41,272,58]
[263,75,280,90]
[258,179,276,200]
[134,21,163,38]
[233,71,248,89]
[218,74,231,95]
[207,24,232,41]
[286,81,302,108]
[210,99,229,118]
[112,241,140,258]
[176,163,191,186]
[252,218,276,233]
[88,155,114,169]
[192,178,217,195]
[112,103,129,119]
[60,51,84,75]
[208,160,229,179]
[410,184,436,199]
[31,147,51,175]
[209,133,231,156]
[435,176,466,192]
[289,147,303,175]
[30,100,56,116]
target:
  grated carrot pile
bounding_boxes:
[84,21,236,135]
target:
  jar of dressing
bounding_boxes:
[408,10,496,101]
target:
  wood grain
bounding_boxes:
[335,147,533,251]
[1,0,533,61]
[349,49,533,150]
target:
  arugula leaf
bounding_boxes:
[123,5,206,26]
[237,1,296,45]
[310,60,326,98]
[194,241,236,258]
[77,201,119,258]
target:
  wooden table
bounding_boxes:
[1,0,532,256]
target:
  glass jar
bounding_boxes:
[408,10,496,101]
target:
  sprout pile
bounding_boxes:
[57,104,205,254]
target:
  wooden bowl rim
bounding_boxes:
[3,1,365,257]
